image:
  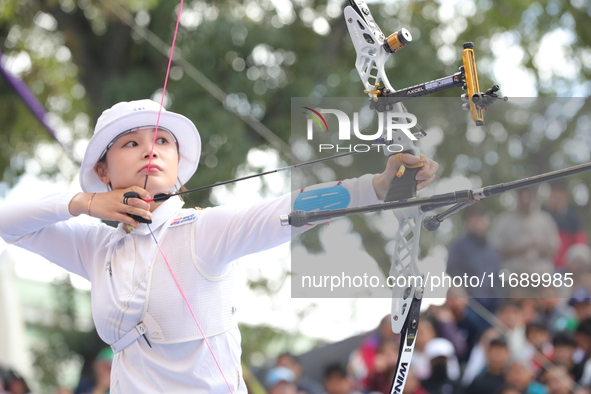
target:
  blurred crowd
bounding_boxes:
[2,181,591,394]
[259,182,591,394]
[0,347,112,394]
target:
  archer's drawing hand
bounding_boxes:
[373,153,439,200]
[69,186,152,227]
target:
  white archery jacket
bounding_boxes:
[0,174,380,393]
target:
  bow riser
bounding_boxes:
[345,2,426,393]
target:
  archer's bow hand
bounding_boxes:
[372,153,439,200]
[69,186,152,227]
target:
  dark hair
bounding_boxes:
[489,337,508,349]
[553,331,577,348]
[525,322,549,337]
[324,363,347,380]
[278,352,301,366]
[577,318,591,337]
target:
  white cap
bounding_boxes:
[425,338,455,360]
[79,99,201,193]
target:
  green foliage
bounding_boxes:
[239,323,326,367]
[2,0,590,198]
[27,277,93,391]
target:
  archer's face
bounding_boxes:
[95,128,179,195]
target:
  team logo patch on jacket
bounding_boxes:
[169,213,197,227]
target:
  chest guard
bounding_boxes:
[142,214,238,344]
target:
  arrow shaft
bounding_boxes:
[149,145,384,202]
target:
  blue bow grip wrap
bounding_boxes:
[293,185,351,212]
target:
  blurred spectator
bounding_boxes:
[462,327,503,386]
[505,360,548,394]
[525,322,553,373]
[277,352,324,394]
[466,337,511,394]
[265,366,298,394]
[489,187,559,297]
[420,338,462,394]
[565,244,591,289]
[570,289,591,322]
[552,332,577,372]
[2,370,30,394]
[0,367,6,394]
[543,365,576,394]
[498,387,526,394]
[412,318,437,380]
[439,287,490,362]
[574,318,591,384]
[446,207,503,312]
[521,299,540,326]
[537,287,577,333]
[497,300,529,362]
[348,315,398,389]
[402,370,428,394]
[367,340,398,394]
[323,364,362,394]
[74,347,113,394]
[425,304,468,362]
[543,180,587,270]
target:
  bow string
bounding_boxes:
[144,1,235,392]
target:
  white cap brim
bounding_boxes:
[79,109,200,193]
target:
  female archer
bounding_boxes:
[0,99,438,392]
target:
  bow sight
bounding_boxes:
[345,0,507,126]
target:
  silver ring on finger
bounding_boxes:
[123,196,130,205]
